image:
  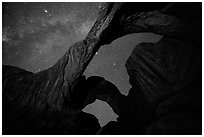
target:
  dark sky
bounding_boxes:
[2,2,161,126]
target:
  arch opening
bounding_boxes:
[83,33,162,126]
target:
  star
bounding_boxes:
[39,50,42,54]
[4,2,147,127]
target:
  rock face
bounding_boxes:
[3,65,101,134]
[2,2,202,135]
[124,3,202,135]
[96,2,201,135]
[3,3,135,134]
[123,37,202,135]
[2,3,119,134]
[126,37,201,105]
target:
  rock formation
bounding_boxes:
[3,3,118,134]
[94,2,202,135]
[3,2,202,135]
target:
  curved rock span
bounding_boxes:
[3,2,202,134]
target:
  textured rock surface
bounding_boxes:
[2,3,120,134]
[122,37,202,134]
[3,65,101,134]
[95,2,202,135]
[3,2,202,135]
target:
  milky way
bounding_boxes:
[2,2,162,126]
[3,2,99,71]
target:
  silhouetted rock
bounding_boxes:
[122,3,202,134]
[145,113,201,135]
[94,2,201,135]
[3,65,101,134]
[123,37,202,134]
[2,2,118,134]
[126,37,201,106]
[3,2,129,134]
[2,2,202,135]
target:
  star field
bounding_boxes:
[2,2,162,126]
[3,2,99,72]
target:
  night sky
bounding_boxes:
[2,2,161,126]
